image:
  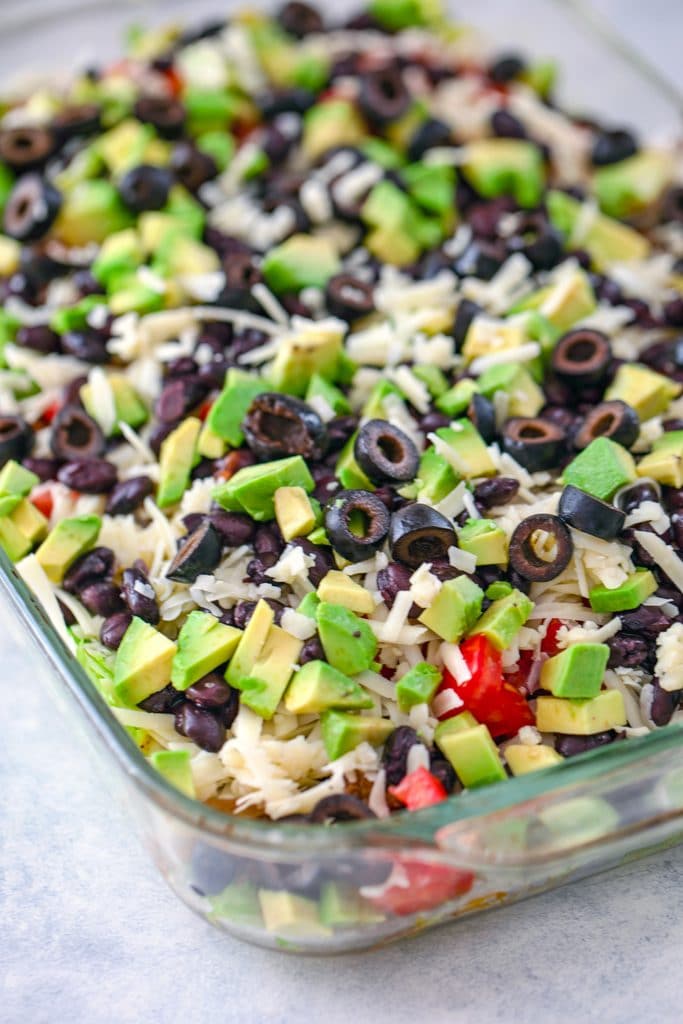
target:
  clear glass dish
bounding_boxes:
[1,0,682,953]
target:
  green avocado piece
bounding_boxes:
[505,743,564,776]
[436,378,478,418]
[234,623,302,720]
[461,139,545,208]
[48,295,105,336]
[0,459,38,498]
[361,379,401,420]
[4,498,48,548]
[114,616,176,706]
[196,129,234,172]
[208,881,261,926]
[171,610,242,690]
[486,581,514,600]
[274,486,317,542]
[0,508,33,561]
[197,422,227,460]
[97,118,163,174]
[412,364,449,398]
[436,722,507,788]
[226,599,274,688]
[157,416,201,508]
[262,234,341,294]
[396,662,442,712]
[419,575,484,643]
[434,421,496,479]
[415,445,459,505]
[306,373,351,416]
[404,162,456,215]
[184,87,238,135]
[458,518,509,566]
[540,642,609,699]
[593,150,674,220]
[637,430,683,487]
[80,373,148,436]
[0,162,15,217]
[269,323,344,397]
[562,437,636,501]
[320,710,394,761]
[369,0,440,29]
[302,99,367,161]
[319,883,384,927]
[434,711,479,744]
[53,179,133,246]
[152,233,221,279]
[35,514,101,582]
[469,589,533,650]
[316,602,377,676]
[206,368,268,447]
[149,749,196,799]
[361,181,426,267]
[605,363,681,422]
[588,569,657,613]
[108,276,165,316]
[258,890,327,937]
[476,362,545,418]
[511,266,596,334]
[213,455,314,521]
[335,433,374,491]
[284,660,373,714]
[91,228,143,290]
[546,189,649,269]
[536,689,626,735]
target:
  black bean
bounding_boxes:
[208,510,255,547]
[290,537,334,587]
[407,117,452,160]
[174,703,226,752]
[382,726,418,786]
[15,324,60,353]
[22,456,60,482]
[649,680,681,727]
[58,458,117,493]
[591,128,638,167]
[121,566,159,624]
[308,794,376,823]
[60,329,109,363]
[57,599,76,627]
[138,684,184,713]
[473,476,520,509]
[221,687,240,729]
[491,109,527,139]
[617,481,660,515]
[154,377,207,423]
[254,522,285,559]
[106,475,153,515]
[429,754,457,793]
[326,415,359,454]
[166,356,199,378]
[245,556,276,584]
[299,635,324,664]
[147,420,175,456]
[79,581,126,617]
[232,599,285,630]
[62,546,115,594]
[420,411,450,433]
[170,141,217,192]
[100,611,132,650]
[186,672,233,709]
[278,1,324,37]
[607,633,649,669]
[555,731,617,757]
[489,53,526,83]
[619,606,672,636]
[468,196,516,240]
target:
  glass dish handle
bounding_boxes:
[435,749,683,884]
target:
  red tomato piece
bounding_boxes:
[388,766,448,811]
[541,618,564,656]
[368,858,474,917]
[30,486,53,519]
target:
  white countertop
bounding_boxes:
[2,3,683,1022]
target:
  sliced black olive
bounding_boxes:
[50,405,105,460]
[591,128,638,167]
[134,95,186,138]
[354,420,419,486]
[407,117,452,161]
[325,273,374,322]
[0,127,54,171]
[551,328,612,387]
[278,1,324,38]
[506,212,564,271]
[359,66,411,125]
[389,503,457,569]
[453,241,505,281]
[490,109,527,140]
[489,53,526,83]
[170,141,217,192]
[467,394,497,445]
[3,174,62,242]
[52,104,101,141]
[573,400,640,450]
[509,513,573,583]
[243,392,328,461]
[453,298,482,351]
[503,417,566,472]
[558,484,625,540]
[308,793,377,823]
[0,415,33,467]
[119,164,173,213]
[325,489,390,562]
[166,521,223,584]
[218,251,263,311]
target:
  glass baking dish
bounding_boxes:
[2,0,683,954]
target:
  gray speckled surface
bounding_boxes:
[3,3,683,1022]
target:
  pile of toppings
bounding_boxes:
[0,0,682,825]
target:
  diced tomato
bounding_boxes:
[197,397,214,422]
[41,399,61,425]
[439,634,535,739]
[367,858,474,917]
[541,618,564,656]
[388,766,448,811]
[214,450,248,482]
[30,486,53,519]
[161,66,183,98]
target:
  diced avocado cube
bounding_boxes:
[476,362,545,418]
[0,162,15,217]
[436,723,507,788]
[539,795,619,845]
[469,589,533,651]
[259,890,327,937]
[284,660,373,715]
[404,162,456,215]
[505,744,563,776]
[269,323,344,397]
[605,363,681,422]
[562,437,636,501]
[547,189,649,269]
[108,277,165,316]
[540,643,609,699]
[0,512,32,561]
[436,378,478,417]
[306,373,350,416]
[297,592,320,620]
[535,690,627,735]
[0,494,47,559]
[396,662,442,712]
[486,581,514,600]
[213,456,314,522]
[157,416,201,508]
[588,569,657,613]
[149,749,196,799]
[302,100,367,162]
[0,235,21,276]
[197,422,227,460]
[317,570,375,616]
[262,234,341,294]
[184,87,238,135]
[226,599,273,688]
[236,623,302,720]
[319,883,384,927]
[196,129,235,171]
[458,518,509,566]
[412,364,449,398]
[206,368,267,447]
[49,295,104,335]
[53,179,133,246]
[335,433,374,491]
[274,486,317,542]
[637,431,683,487]
[0,460,38,497]
[35,514,101,582]
[461,139,545,208]
[320,710,394,761]
[97,117,159,173]
[171,610,242,691]
[208,881,260,925]
[317,602,377,676]
[434,712,479,743]
[92,228,143,289]
[153,234,221,280]
[593,150,674,220]
[415,446,459,505]
[434,420,496,479]
[418,576,484,643]
[9,498,48,545]
[114,616,176,706]
[369,0,439,30]
[512,267,596,334]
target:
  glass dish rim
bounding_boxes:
[1,0,682,855]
